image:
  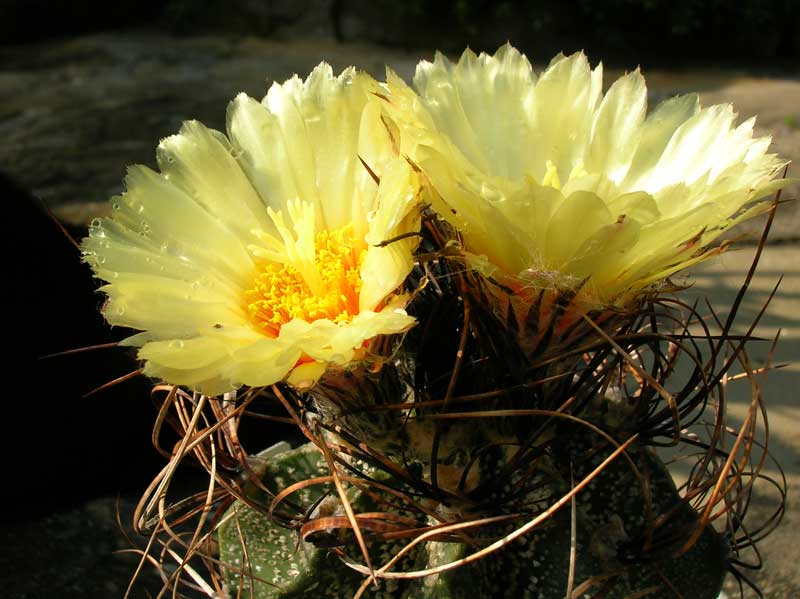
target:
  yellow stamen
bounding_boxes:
[568,162,588,181]
[534,161,586,190]
[244,226,366,336]
[542,160,561,190]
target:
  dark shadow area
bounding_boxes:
[3,1,799,67]
[0,170,303,599]
[0,171,202,598]
[0,171,167,516]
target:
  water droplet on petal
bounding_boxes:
[168,339,185,349]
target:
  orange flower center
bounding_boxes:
[244,226,366,337]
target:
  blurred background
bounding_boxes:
[1,1,798,597]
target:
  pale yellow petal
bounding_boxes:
[415,143,530,274]
[643,104,734,196]
[561,216,642,291]
[587,69,647,183]
[140,336,231,370]
[360,157,420,311]
[527,52,602,181]
[622,93,700,191]
[328,308,416,356]
[357,98,399,186]
[142,359,233,397]
[137,328,273,395]
[287,361,328,388]
[277,308,415,365]
[412,44,537,178]
[97,273,243,338]
[157,121,271,240]
[225,93,284,226]
[605,191,661,225]
[544,191,613,267]
[82,167,256,290]
[261,64,379,231]
[227,339,304,388]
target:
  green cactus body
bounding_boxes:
[218,440,728,599]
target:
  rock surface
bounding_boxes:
[687,245,800,599]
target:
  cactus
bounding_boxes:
[218,438,728,598]
[212,219,764,599]
[87,45,785,599]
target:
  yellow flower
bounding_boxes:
[384,45,787,306]
[83,64,420,396]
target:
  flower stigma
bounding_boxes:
[244,225,367,337]
[538,160,589,190]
